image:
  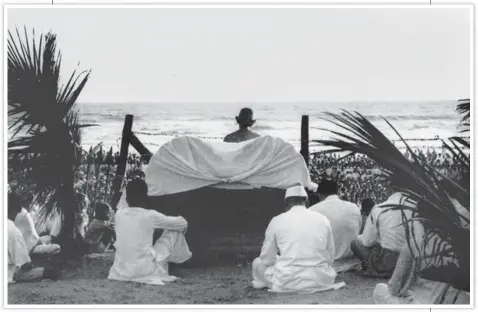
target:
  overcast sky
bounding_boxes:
[7,7,471,103]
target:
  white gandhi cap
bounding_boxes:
[285,185,308,199]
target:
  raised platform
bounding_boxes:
[148,186,286,265]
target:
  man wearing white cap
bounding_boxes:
[251,184,345,293]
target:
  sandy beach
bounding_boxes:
[8,252,384,305]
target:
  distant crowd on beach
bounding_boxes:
[310,148,468,208]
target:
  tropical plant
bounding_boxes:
[313,105,470,292]
[456,99,470,133]
[8,27,92,250]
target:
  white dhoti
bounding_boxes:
[31,243,61,255]
[153,230,192,264]
[108,230,191,286]
[251,257,345,294]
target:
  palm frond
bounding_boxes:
[314,110,469,290]
[456,99,470,132]
[8,27,92,246]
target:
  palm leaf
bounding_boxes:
[8,27,92,250]
[456,99,470,133]
[314,109,469,290]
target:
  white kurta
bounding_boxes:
[358,193,414,252]
[33,211,62,237]
[14,208,40,253]
[108,207,192,285]
[309,195,362,260]
[253,205,345,293]
[8,220,31,283]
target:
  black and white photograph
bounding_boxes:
[5,4,472,306]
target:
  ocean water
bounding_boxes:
[75,101,462,153]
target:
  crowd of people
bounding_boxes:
[7,191,117,284]
[310,148,468,207]
[7,108,470,305]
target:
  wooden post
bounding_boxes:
[300,115,309,168]
[110,114,133,210]
[130,133,153,162]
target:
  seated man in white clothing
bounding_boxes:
[108,179,192,285]
[351,192,414,278]
[373,199,470,304]
[252,185,344,293]
[8,193,61,283]
[33,206,62,243]
[309,179,362,260]
[11,193,61,256]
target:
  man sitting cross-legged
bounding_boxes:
[108,179,192,285]
[373,198,470,304]
[308,179,362,261]
[8,192,61,283]
[351,192,414,278]
[252,185,345,293]
[11,193,61,256]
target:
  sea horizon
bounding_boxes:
[75,100,464,153]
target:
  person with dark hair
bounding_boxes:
[8,192,61,283]
[108,179,192,285]
[84,202,116,253]
[252,185,344,293]
[309,179,362,261]
[360,198,375,234]
[223,108,260,143]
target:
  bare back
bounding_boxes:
[223,130,260,143]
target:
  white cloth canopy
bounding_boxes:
[145,135,316,196]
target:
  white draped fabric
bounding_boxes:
[145,135,316,196]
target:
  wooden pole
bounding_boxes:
[130,133,153,162]
[300,115,309,168]
[110,114,133,210]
